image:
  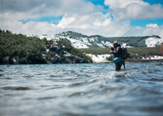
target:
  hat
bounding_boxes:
[112,41,118,45]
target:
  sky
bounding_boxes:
[0,0,163,38]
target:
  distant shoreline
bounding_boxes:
[1,59,162,65]
[125,58,163,63]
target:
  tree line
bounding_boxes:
[0,29,91,64]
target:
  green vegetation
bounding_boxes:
[79,48,110,55]
[1,29,161,64]
[79,47,162,58]
[0,29,91,64]
[127,47,161,57]
[0,29,52,64]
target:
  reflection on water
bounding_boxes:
[0,63,163,116]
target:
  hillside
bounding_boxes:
[79,47,163,63]
[52,31,163,48]
[0,30,92,64]
[1,29,163,64]
[79,47,162,56]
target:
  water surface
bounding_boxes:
[0,63,163,116]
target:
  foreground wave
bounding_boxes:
[0,63,163,116]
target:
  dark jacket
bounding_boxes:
[111,44,122,57]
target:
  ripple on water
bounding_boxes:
[115,73,131,78]
[37,96,57,100]
[50,74,65,77]
[70,81,87,87]
[2,86,30,91]
[0,63,163,116]
[0,73,3,77]
[141,78,163,82]
[24,75,34,78]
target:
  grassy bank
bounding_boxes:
[79,47,162,57]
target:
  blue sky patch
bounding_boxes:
[19,16,63,24]
[130,18,163,27]
[143,0,163,5]
[86,0,109,9]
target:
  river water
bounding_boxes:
[0,63,163,116]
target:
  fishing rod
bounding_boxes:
[122,26,136,37]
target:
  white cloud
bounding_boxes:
[123,25,163,38]
[1,11,163,38]
[104,0,163,20]
[0,0,102,35]
[58,14,76,28]
[0,0,163,39]
[22,22,56,35]
[143,25,163,37]
[94,18,112,27]
[105,0,148,9]
[0,13,24,34]
[146,24,159,28]
[1,0,99,17]
[57,12,112,29]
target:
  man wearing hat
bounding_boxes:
[110,41,123,71]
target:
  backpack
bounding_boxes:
[122,48,128,59]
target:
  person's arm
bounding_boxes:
[111,47,122,56]
[110,47,114,54]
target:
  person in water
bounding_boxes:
[110,41,124,71]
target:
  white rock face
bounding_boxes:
[38,32,163,49]
[86,54,111,63]
[142,55,163,60]
[145,37,163,47]
[39,34,55,40]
